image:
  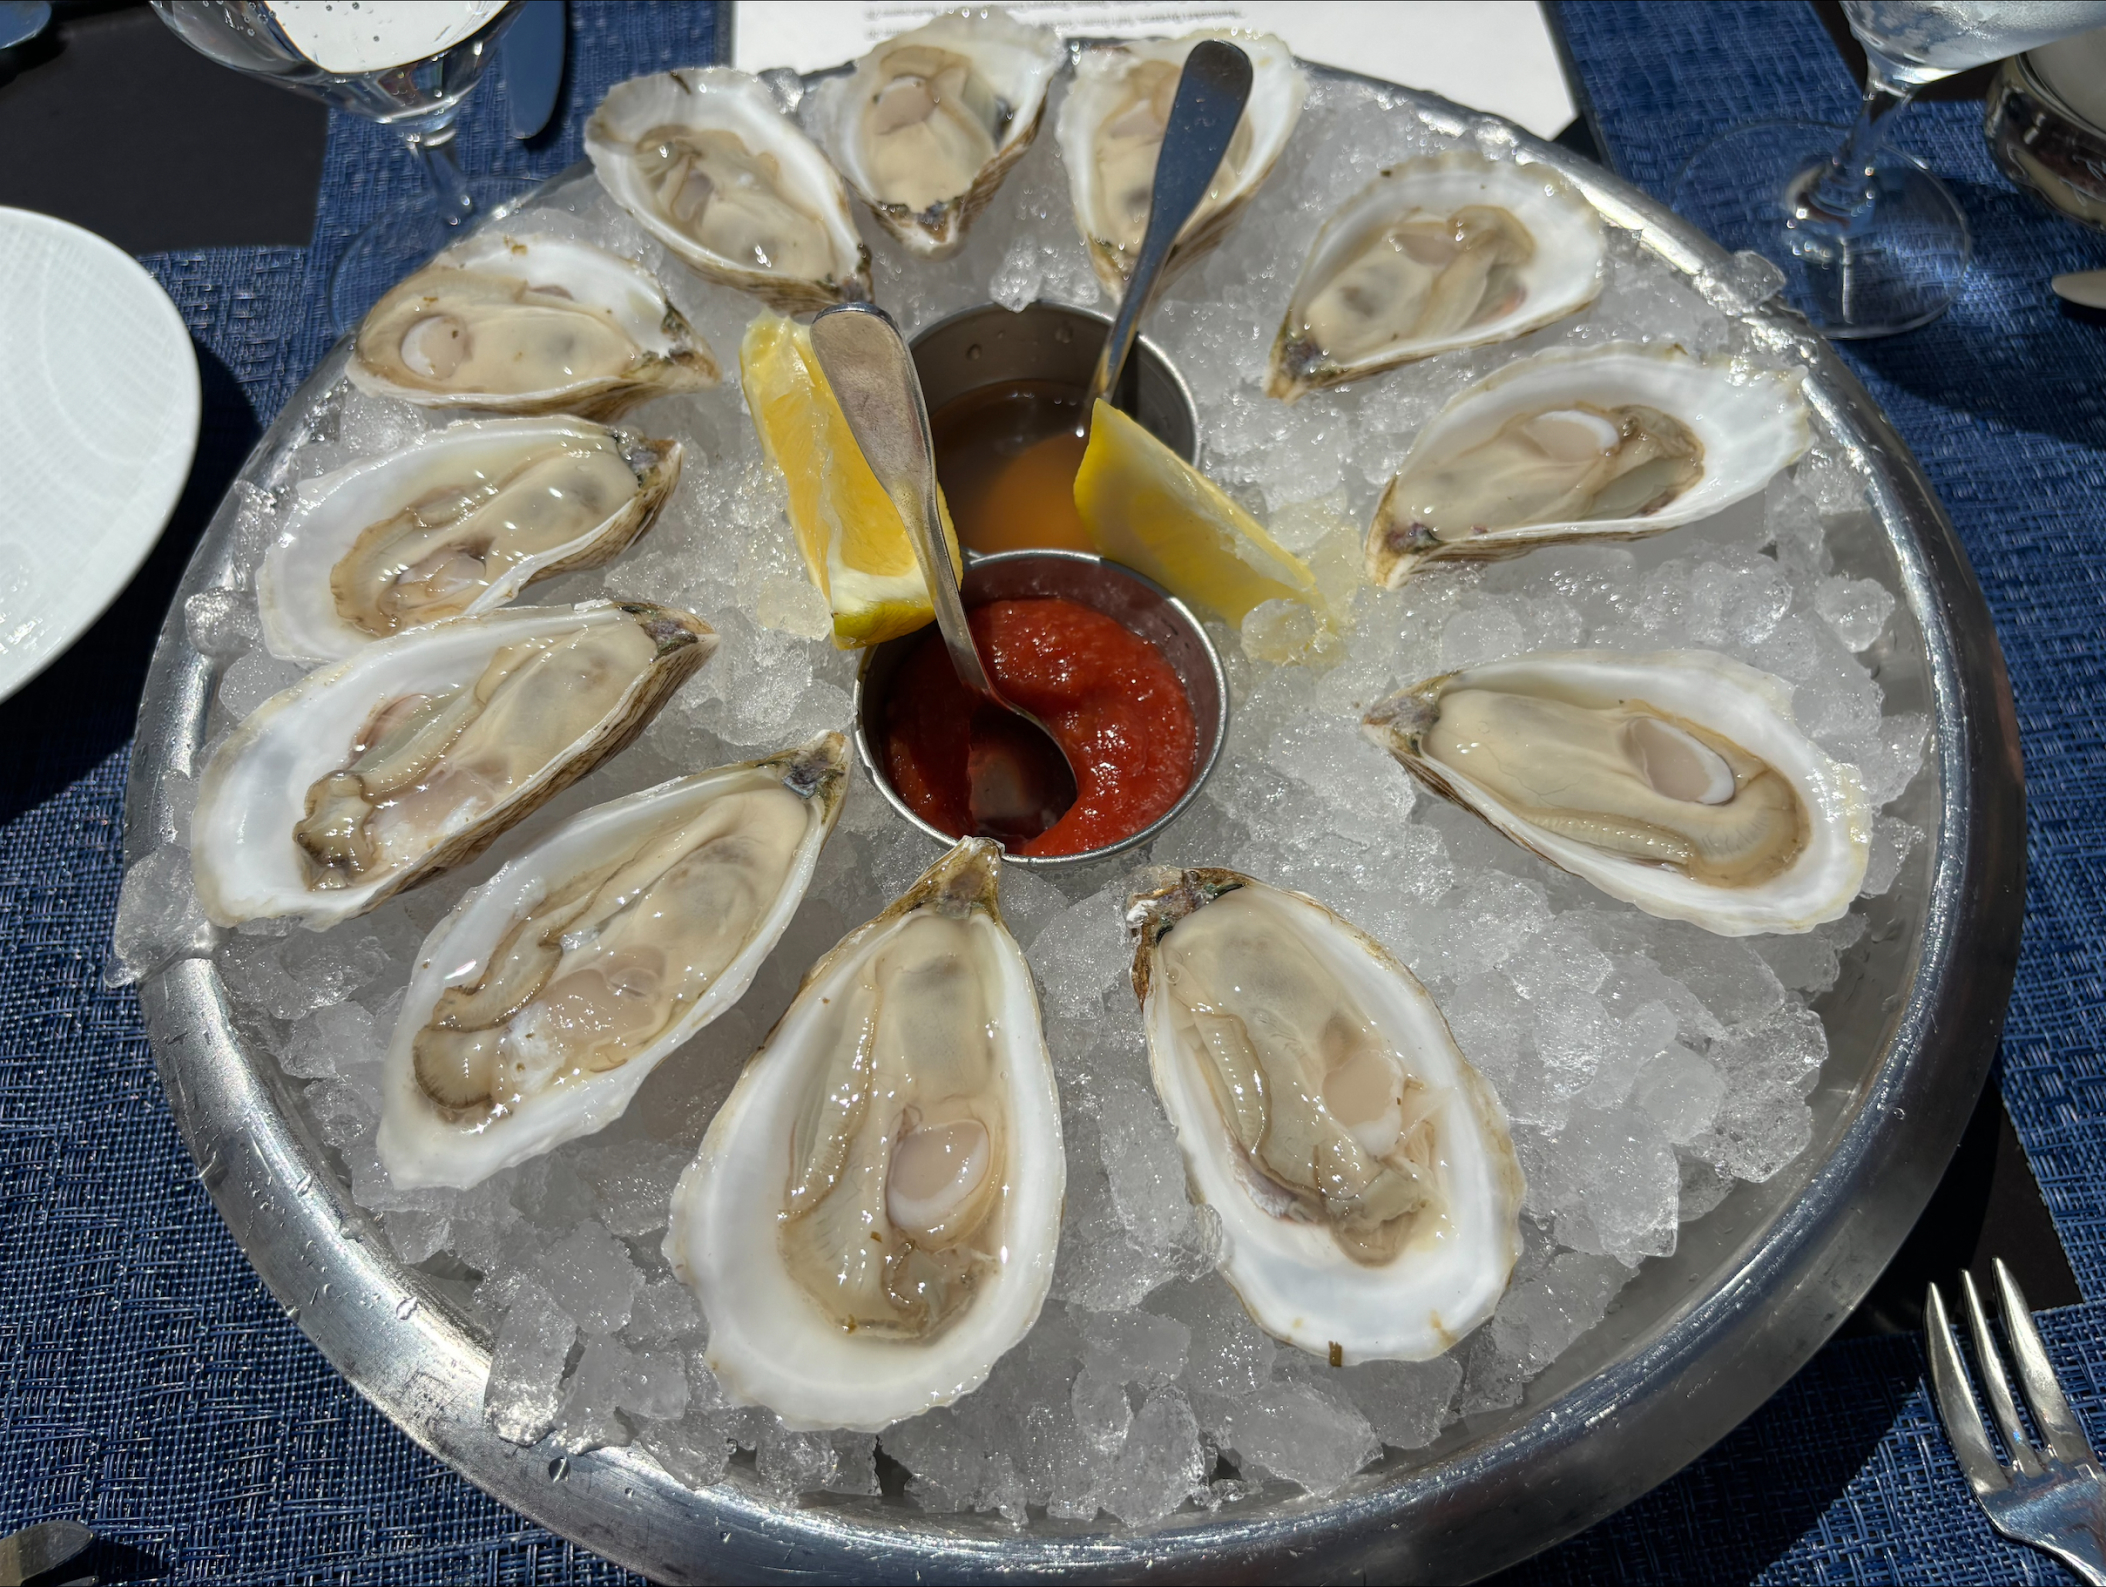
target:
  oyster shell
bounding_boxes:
[348,232,718,417]
[1127,869,1523,1363]
[192,600,715,931]
[667,838,1062,1432]
[1056,31,1307,296]
[586,67,872,312]
[1268,152,1605,402]
[1365,344,1812,587]
[377,734,849,1190]
[807,11,1064,260]
[1363,650,1870,935]
[258,417,683,663]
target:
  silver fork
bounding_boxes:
[1927,1258,2106,1584]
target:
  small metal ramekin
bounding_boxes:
[909,298,1200,463]
[852,549,1229,869]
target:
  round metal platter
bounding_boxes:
[122,65,2024,1584]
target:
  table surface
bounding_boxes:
[1,2,2102,1582]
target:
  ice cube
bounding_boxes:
[281,1000,382,1080]
[1537,1106,1682,1262]
[624,1277,702,1344]
[534,1219,644,1336]
[1862,816,1922,896]
[483,1282,577,1446]
[1629,1044,1726,1144]
[1816,575,1896,652]
[1208,1380,1379,1497]
[215,647,307,722]
[185,588,262,660]
[1079,1307,1191,1389]
[108,844,219,988]
[1328,1356,1461,1449]
[1097,1387,1208,1525]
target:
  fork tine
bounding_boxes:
[1994,1257,2098,1467]
[1963,1269,2046,1475]
[1927,1281,2011,1495]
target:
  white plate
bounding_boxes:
[0,206,200,706]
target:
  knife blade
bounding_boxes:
[0,1519,94,1587]
[502,0,566,142]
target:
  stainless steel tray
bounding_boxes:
[121,69,2025,1583]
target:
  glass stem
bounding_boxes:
[404,107,474,228]
[1802,63,1918,228]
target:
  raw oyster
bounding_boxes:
[191,601,715,931]
[1365,344,1812,586]
[807,11,1064,260]
[258,417,683,663]
[1363,650,1870,935]
[1268,152,1605,402]
[586,67,871,311]
[377,734,849,1189]
[1056,30,1307,296]
[348,232,718,418]
[667,839,1062,1432]
[1127,869,1523,1363]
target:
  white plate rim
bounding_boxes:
[0,204,202,707]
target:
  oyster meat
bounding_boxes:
[667,839,1062,1432]
[1269,152,1605,402]
[192,601,715,931]
[1057,31,1307,296]
[259,417,683,662]
[807,11,1064,260]
[587,67,871,312]
[349,232,718,418]
[1128,869,1523,1363]
[378,734,848,1189]
[1366,344,1812,586]
[1363,650,1870,935]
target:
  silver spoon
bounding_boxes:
[1086,37,1255,412]
[810,302,1079,844]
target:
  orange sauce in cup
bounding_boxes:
[928,380,1095,555]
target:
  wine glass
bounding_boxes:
[151,0,522,330]
[1672,0,2106,338]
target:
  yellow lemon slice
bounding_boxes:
[1074,400,1327,632]
[739,311,957,649]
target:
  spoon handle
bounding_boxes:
[1087,37,1254,411]
[809,302,997,701]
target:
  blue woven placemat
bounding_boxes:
[3,2,2102,1580]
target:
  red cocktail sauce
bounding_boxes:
[883,598,1198,858]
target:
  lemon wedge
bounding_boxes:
[1073,400,1328,632]
[739,311,957,649]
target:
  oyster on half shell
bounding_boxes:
[349,232,719,418]
[1268,152,1605,402]
[378,734,848,1190]
[587,67,872,312]
[259,417,683,662]
[808,11,1064,260]
[1365,344,1812,587]
[192,601,715,931]
[1127,868,1523,1364]
[667,838,1062,1432]
[1363,650,1870,936]
[1057,30,1307,296]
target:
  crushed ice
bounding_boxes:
[110,70,1929,1524]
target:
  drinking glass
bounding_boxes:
[1672,0,2106,337]
[151,0,522,329]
